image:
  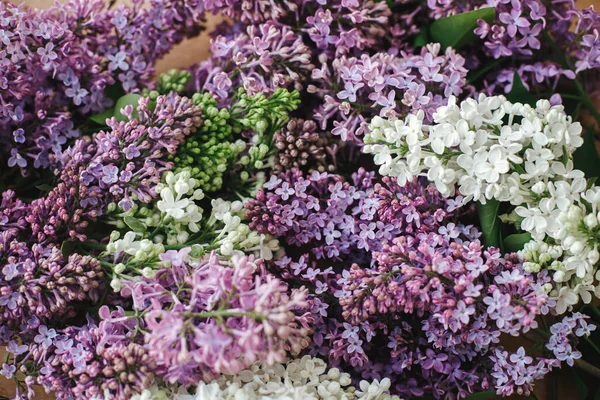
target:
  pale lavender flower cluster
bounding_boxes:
[490,347,558,397]
[310,43,471,142]
[0,0,204,172]
[546,312,596,366]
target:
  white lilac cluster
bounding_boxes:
[520,187,600,313]
[130,356,399,400]
[364,94,584,205]
[155,170,205,244]
[105,170,279,291]
[106,231,166,291]
[364,94,600,312]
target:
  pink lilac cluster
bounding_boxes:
[3,319,157,400]
[0,0,204,173]
[247,170,565,398]
[118,251,312,385]
[0,93,202,337]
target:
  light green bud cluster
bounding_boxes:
[157,69,192,94]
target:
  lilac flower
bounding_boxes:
[102,165,119,185]
[12,128,24,143]
[64,83,89,106]
[1,364,16,379]
[422,350,448,373]
[37,42,58,65]
[8,148,26,168]
[34,325,58,348]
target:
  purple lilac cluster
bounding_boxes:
[489,312,596,396]
[190,21,314,99]
[188,0,465,143]
[76,94,203,212]
[119,251,312,385]
[246,168,379,261]
[4,319,156,400]
[0,240,103,335]
[247,171,563,398]
[0,93,202,337]
[0,0,204,173]
[546,312,596,366]
[309,43,471,142]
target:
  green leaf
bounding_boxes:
[61,240,76,259]
[503,232,532,253]
[105,82,125,101]
[573,128,600,180]
[414,26,429,48]
[89,108,114,126]
[506,71,537,106]
[35,184,54,193]
[123,216,147,233]
[465,391,497,400]
[429,7,495,50]
[477,199,503,250]
[114,94,142,122]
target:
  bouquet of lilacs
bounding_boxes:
[2,0,600,399]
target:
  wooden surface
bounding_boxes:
[1,0,599,398]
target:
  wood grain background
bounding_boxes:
[1,0,599,398]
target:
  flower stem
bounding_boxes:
[183,310,264,320]
[574,359,600,380]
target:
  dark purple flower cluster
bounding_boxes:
[272,118,330,174]
[5,320,156,400]
[246,170,566,398]
[0,0,204,173]
[0,240,103,335]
